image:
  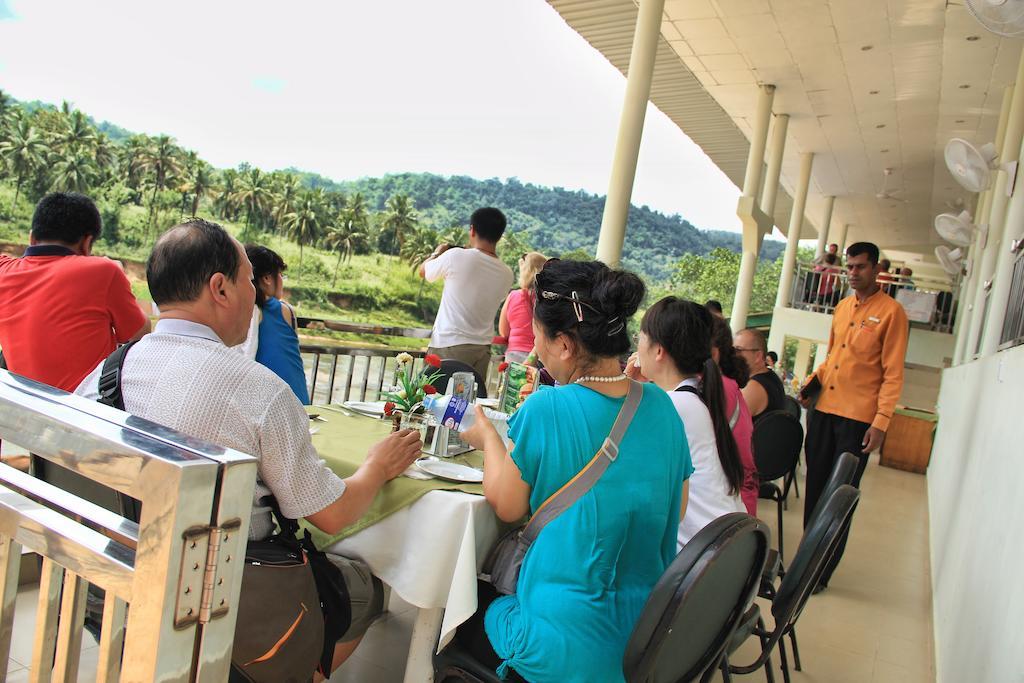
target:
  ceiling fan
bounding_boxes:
[875,168,908,202]
[966,0,1024,38]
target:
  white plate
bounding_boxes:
[341,400,388,418]
[415,457,483,483]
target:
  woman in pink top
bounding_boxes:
[498,252,547,363]
[710,316,759,515]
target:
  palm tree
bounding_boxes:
[183,159,215,217]
[0,89,12,124]
[119,134,150,191]
[231,168,273,237]
[50,149,100,193]
[93,133,118,184]
[324,193,370,286]
[283,192,323,283]
[56,109,96,154]
[271,173,301,230]
[138,135,183,235]
[0,117,47,211]
[380,194,419,257]
[401,224,440,270]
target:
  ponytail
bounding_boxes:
[701,358,745,496]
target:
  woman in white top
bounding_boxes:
[628,296,745,548]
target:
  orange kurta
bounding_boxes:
[809,289,909,432]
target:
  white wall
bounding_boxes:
[906,328,955,369]
[766,306,831,356]
[929,344,1024,682]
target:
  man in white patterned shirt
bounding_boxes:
[76,218,421,672]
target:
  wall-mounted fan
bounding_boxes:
[934,210,987,248]
[966,0,1024,38]
[944,138,1017,195]
[875,168,907,202]
[935,245,965,276]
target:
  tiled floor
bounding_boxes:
[4,455,934,682]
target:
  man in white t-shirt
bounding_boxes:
[418,207,514,379]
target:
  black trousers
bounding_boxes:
[803,410,871,586]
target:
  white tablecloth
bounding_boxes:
[326,489,501,679]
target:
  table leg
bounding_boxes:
[403,606,444,683]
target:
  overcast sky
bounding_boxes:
[0,0,746,232]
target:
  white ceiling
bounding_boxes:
[548,0,1022,271]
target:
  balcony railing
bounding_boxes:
[789,261,959,333]
[999,241,1024,350]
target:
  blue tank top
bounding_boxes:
[255,297,310,404]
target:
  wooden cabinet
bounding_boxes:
[880,408,937,474]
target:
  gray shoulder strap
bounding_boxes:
[729,397,741,430]
[521,379,643,544]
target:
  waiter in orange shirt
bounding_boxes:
[799,241,909,591]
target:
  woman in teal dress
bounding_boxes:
[460,260,693,682]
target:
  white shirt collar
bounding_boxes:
[154,318,225,345]
[675,376,700,390]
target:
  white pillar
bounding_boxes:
[596,0,666,267]
[760,114,789,218]
[955,84,1014,364]
[831,223,849,254]
[776,153,814,308]
[730,86,776,331]
[742,85,776,197]
[966,63,1024,358]
[815,196,834,260]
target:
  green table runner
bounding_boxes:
[302,404,484,547]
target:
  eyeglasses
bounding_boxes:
[734,347,761,354]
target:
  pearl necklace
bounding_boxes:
[574,374,629,384]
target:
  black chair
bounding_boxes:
[780,397,803,500]
[762,451,859,586]
[752,411,803,562]
[725,485,861,683]
[435,513,771,683]
[429,359,488,399]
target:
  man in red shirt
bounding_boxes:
[0,192,150,392]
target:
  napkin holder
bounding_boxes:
[423,375,474,458]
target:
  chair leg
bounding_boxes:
[776,498,785,563]
[757,617,775,683]
[789,627,802,672]
[778,637,792,683]
[792,466,800,499]
[715,655,732,683]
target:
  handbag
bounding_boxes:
[95,343,351,682]
[481,380,643,595]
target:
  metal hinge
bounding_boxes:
[174,520,243,629]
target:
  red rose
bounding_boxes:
[383,401,397,416]
[498,362,509,373]
[424,354,442,368]
[423,384,438,395]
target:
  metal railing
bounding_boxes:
[0,370,258,682]
[999,240,1024,350]
[789,261,959,332]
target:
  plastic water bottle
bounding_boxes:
[422,394,510,446]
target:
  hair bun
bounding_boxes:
[592,268,646,319]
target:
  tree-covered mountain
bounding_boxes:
[0,89,783,282]
[287,169,784,280]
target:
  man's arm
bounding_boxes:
[305,429,422,534]
[872,308,910,434]
[741,379,768,417]
[105,263,150,343]
[417,243,453,280]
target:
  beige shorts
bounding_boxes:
[326,554,385,642]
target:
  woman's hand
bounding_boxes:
[460,405,501,451]
[625,352,648,382]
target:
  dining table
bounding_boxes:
[304,404,503,683]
